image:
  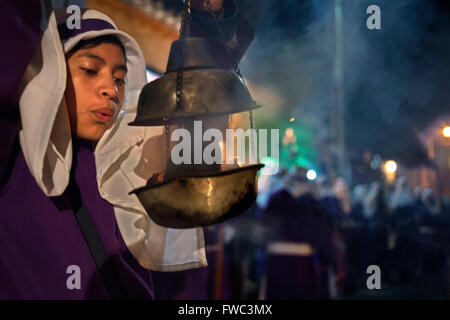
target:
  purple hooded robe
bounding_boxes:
[0,0,254,299]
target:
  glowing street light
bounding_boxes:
[306,169,317,181]
[383,160,397,184]
[443,126,450,138]
[384,160,397,173]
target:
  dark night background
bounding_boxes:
[158,0,450,168]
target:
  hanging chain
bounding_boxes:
[162,0,192,163]
[205,0,255,160]
[176,0,190,111]
[179,0,192,39]
[248,109,255,161]
[165,122,171,162]
[176,66,183,111]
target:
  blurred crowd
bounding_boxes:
[151,166,450,300]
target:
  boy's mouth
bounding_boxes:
[92,107,114,123]
[93,111,113,122]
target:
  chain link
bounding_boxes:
[176,69,183,110]
[232,64,243,81]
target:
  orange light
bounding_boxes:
[443,126,450,138]
[384,160,397,173]
[285,127,294,138]
[289,117,295,122]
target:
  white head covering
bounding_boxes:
[18,7,206,271]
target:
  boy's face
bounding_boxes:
[65,42,127,141]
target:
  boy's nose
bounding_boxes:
[100,78,119,100]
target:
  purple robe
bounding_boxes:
[0,1,154,300]
[152,225,233,300]
[0,138,153,299]
[260,190,330,299]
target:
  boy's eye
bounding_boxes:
[115,78,126,85]
[80,67,97,75]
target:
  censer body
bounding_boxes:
[131,164,263,229]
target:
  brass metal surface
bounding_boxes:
[130,164,263,229]
[129,38,259,126]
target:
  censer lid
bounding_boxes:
[165,37,220,72]
[129,38,260,126]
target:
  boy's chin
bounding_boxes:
[74,128,106,142]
